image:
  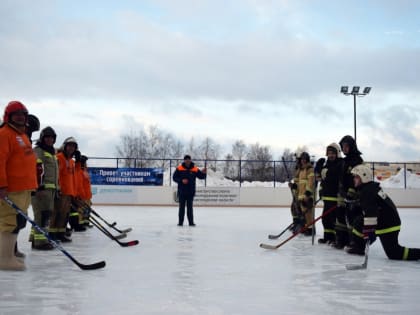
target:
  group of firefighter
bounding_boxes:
[0,100,92,271]
[290,136,420,261]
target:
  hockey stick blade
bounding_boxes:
[259,243,279,250]
[76,260,106,270]
[268,223,294,239]
[119,239,139,247]
[119,227,132,233]
[345,262,367,270]
[345,241,370,270]
[114,232,127,240]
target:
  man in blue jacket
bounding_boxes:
[173,155,206,226]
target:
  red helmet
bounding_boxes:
[3,101,28,123]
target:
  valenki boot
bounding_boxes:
[0,232,26,271]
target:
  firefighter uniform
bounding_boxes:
[348,164,420,260]
[30,127,59,250]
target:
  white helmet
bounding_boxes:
[326,143,342,158]
[351,164,373,184]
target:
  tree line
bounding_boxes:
[116,125,307,182]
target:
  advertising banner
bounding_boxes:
[88,167,164,186]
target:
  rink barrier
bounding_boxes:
[91,186,420,208]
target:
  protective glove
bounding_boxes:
[288,182,297,190]
[346,188,357,201]
[74,150,81,162]
[337,196,345,207]
[0,187,7,199]
[363,217,377,243]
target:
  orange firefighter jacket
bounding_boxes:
[0,124,37,192]
[56,151,77,197]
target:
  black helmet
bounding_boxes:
[339,135,361,155]
[299,152,310,162]
[27,114,40,133]
[40,126,57,142]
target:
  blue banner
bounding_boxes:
[88,167,164,186]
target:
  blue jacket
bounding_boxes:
[173,162,206,197]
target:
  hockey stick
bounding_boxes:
[260,204,337,250]
[89,216,139,247]
[69,205,127,240]
[345,241,370,270]
[90,208,132,234]
[268,222,294,239]
[3,197,105,270]
[78,201,132,234]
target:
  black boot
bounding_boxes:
[58,232,72,243]
[33,242,54,250]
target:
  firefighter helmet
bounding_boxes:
[3,101,28,123]
[351,164,373,184]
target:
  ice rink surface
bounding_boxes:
[1,206,420,315]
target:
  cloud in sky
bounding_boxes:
[1,0,420,161]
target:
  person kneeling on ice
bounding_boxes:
[346,164,420,260]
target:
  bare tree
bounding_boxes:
[197,137,221,171]
[243,143,273,182]
[232,140,247,160]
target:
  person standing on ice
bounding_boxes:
[0,101,38,271]
[346,164,420,260]
[29,126,59,250]
[50,137,78,242]
[333,135,363,249]
[173,155,206,226]
[317,143,343,244]
[292,152,315,236]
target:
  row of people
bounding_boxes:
[291,136,420,261]
[0,101,92,271]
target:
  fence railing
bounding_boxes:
[86,157,420,189]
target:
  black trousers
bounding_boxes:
[178,195,194,225]
[352,216,420,261]
[321,200,337,242]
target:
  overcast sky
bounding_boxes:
[1,0,420,162]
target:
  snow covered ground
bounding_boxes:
[1,205,420,315]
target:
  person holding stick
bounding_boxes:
[345,164,420,260]
[0,101,37,270]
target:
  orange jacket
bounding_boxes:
[75,162,92,200]
[0,124,37,192]
[81,167,92,200]
[56,151,76,196]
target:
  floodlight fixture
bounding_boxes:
[340,86,348,94]
[351,86,360,94]
[363,87,371,94]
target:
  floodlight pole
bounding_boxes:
[353,93,357,142]
[340,86,371,143]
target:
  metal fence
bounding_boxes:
[86,157,420,189]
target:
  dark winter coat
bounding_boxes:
[320,158,344,199]
[339,135,363,197]
[173,162,206,198]
[357,181,401,234]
